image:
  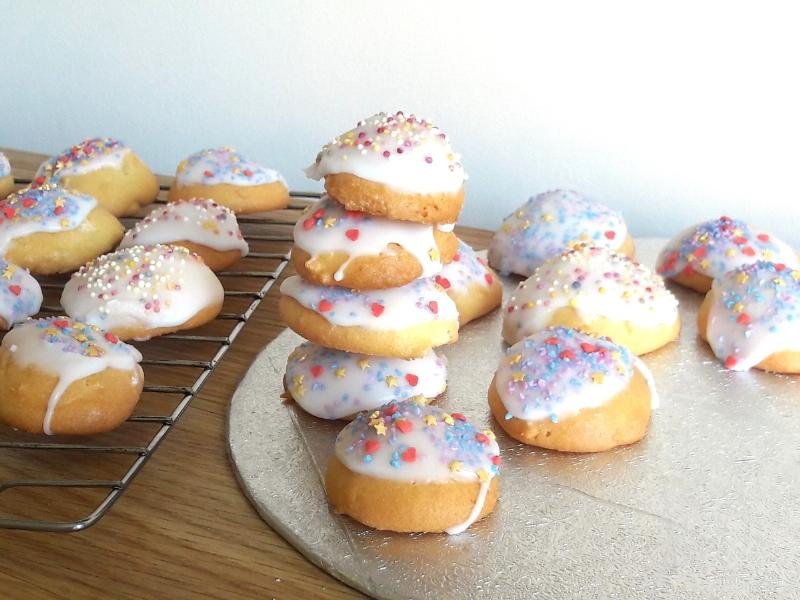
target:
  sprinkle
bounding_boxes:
[310,365,324,378]
[318,299,333,312]
[405,373,419,386]
[371,303,384,317]
[395,420,412,433]
[345,228,359,241]
[401,447,417,462]
[385,375,398,388]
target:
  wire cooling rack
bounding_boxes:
[0,178,316,532]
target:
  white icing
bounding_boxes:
[286,342,447,419]
[305,111,465,194]
[0,152,10,178]
[120,199,249,256]
[437,240,495,295]
[293,195,444,282]
[176,147,286,187]
[35,138,130,182]
[0,184,97,254]
[633,356,660,409]
[0,259,43,327]
[334,399,500,534]
[1,317,142,435]
[489,189,628,276]
[705,261,800,371]
[280,275,458,330]
[436,223,455,233]
[503,245,679,345]
[61,245,224,338]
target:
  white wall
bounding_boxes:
[2,1,798,241]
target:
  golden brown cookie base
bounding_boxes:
[0,348,144,435]
[669,270,713,293]
[618,234,636,259]
[292,230,458,289]
[325,455,498,533]
[168,240,243,272]
[450,278,503,326]
[279,296,458,359]
[101,301,223,342]
[489,370,652,452]
[324,173,464,224]
[5,207,123,275]
[55,152,159,217]
[697,291,800,373]
[503,305,681,355]
[0,175,14,199]
[168,181,289,214]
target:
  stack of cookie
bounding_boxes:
[279,111,469,420]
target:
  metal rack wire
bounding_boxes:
[0,180,316,532]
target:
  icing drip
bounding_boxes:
[437,240,495,295]
[335,399,500,534]
[706,261,800,370]
[503,244,679,344]
[280,275,458,330]
[293,195,444,281]
[305,111,466,194]
[0,259,43,327]
[61,244,224,336]
[0,184,97,253]
[34,137,130,184]
[489,189,627,276]
[657,216,798,280]
[176,147,286,187]
[1,317,142,435]
[0,152,10,178]
[286,342,447,419]
[120,198,249,255]
[496,327,637,422]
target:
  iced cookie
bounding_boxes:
[0,152,13,198]
[305,111,465,224]
[0,259,42,330]
[436,240,502,325]
[325,399,500,534]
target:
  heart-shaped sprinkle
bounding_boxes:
[104,333,119,344]
[310,365,324,378]
[405,373,418,386]
[742,247,756,256]
[318,299,333,312]
[401,447,417,462]
[52,319,70,328]
[428,301,438,314]
[451,413,467,422]
[725,355,738,369]
[371,303,384,317]
[580,342,597,353]
[8,285,21,296]
[604,230,616,240]
[434,275,450,289]
[302,218,315,230]
[484,273,494,285]
[757,233,770,242]
[395,420,412,434]
[737,313,752,325]
[385,404,398,416]
[345,229,359,241]
[364,440,380,454]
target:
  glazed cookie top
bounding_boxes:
[175,147,286,187]
[706,261,800,371]
[305,111,465,194]
[286,342,447,419]
[489,190,627,276]
[294,195,445,281]
[336,398,500,531]
[61,244,224,333]
[280,275,458,330]
[34,137,130,184]
[657,216,798,280]
[1,316,142,434]
[0,152,10,178]
[504,244,678,340]
[120,198,249,255]
[437,240,495,295]
[0,184,97,253]
[0,259,43,327]
[496,327,657,422]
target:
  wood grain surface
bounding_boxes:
[0,148,491,600]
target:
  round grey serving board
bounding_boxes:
[227,240,800,599]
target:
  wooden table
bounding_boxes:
[0,148,490,600]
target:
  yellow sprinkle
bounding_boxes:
[568,298,578,307]
[737,272,750,284]
[428,248,440,261]
[700,259,711,269]
[424,415,438,427]
[773,277,785,286]
[2,266,15,279]
[413,395,427,406]
[477,469,490,483]
[762,250,773,260]
[358,358,370,370]
[521,220,530,230]
[542,213,554,222]
[293,384,305,398]
[442,413,455,426]
[482,430,496,441]
[293,374,304,387]
[502,222,513,233]
[598,287,606,294]
[512,372,525,382]
[373,421,387,436]
[324,217,336,228]
[526,301,535,309]
[449,461,462,472]
[335,367,346,378]
[687,253,696,263]
[385,375,398,388]
[792,271,800,281]
[369,411,379,419]
[509,354,522,365]
[60,218,70,228]
[726,248,737,257]
[591,372,605,384]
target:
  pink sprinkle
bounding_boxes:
[396,148,403,154]
[424,156,433,164]
[382,150,390,158]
